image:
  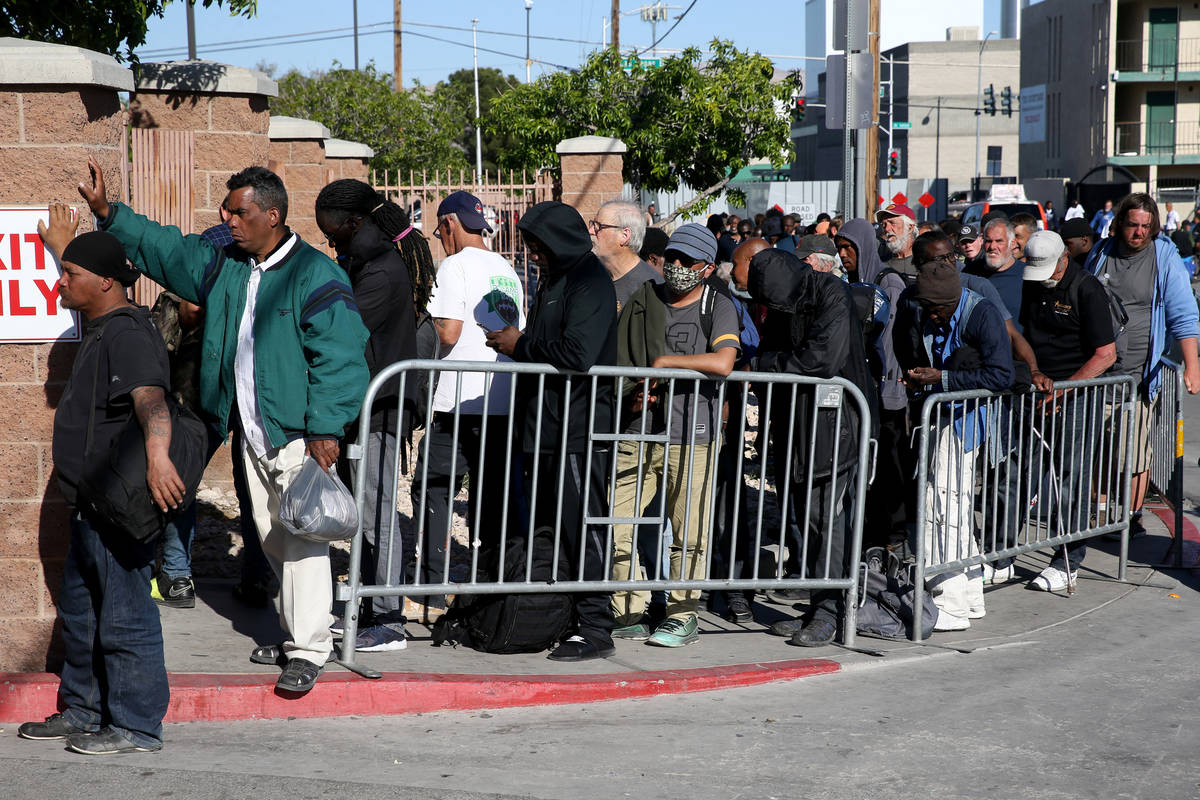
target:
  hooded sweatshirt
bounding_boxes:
[513,202,618,453]
[747,248,876,479]
[838,218,908,411]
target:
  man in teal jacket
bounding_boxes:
[78,157,368,694]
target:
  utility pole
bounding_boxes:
[841,0,857,218]
[393,0,403,91]
[353,0,359,70]
[186,1,197,59]
[611,0,621,52]
[473,19,483,178]
[525,0,533,83]
[863,0,881,220]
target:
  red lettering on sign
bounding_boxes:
[0,235,7,269]
[33,279,59,314]
[23,235,46,269]
[8,280,34,315]
[9,233,20,270]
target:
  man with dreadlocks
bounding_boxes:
[315,179,418,653]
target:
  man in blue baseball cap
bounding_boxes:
[435,190,493,236]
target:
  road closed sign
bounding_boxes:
[0,207,79,343]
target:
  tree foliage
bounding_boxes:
[486,40,794,218]
[432,67,522,173]
[0,1,257,62]
[272,62,468,177]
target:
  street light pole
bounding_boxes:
[974,30,997,191]
[473,18,483,178]
[525,0,533,83]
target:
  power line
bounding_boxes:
[634,0,697,57]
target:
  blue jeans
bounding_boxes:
[160,424,224,579]
[58,511,170,749]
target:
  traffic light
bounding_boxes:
[1000,85,1013,117]
[983,84,996,117]
[794,97,807,122]
[888,150,900,177]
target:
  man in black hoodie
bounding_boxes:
[731,244,874,647]
[486,201,618,661]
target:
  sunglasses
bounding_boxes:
[664,249,704,269]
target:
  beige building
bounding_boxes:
[1020,0,1200,201]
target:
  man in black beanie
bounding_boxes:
[18,204,177,755]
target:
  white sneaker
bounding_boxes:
[982,563,1015,585]
[933,609,971,631]
[1028,565,1077,592]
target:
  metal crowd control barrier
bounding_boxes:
[909,376,1136,641]
[1148,359,1186,568]
[338,360,873,675]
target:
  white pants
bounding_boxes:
[241,438,334,665]
[924,421,985,619]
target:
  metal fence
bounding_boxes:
[1149,359,1186,568]
[338,360,873,673]
[909,376,1136,640]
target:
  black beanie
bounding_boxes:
[914,261,961,307]
[61,231,139,287]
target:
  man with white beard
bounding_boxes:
[876,203,918,282]
[963,217,1026,326]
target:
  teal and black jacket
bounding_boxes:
[102,202,369,448]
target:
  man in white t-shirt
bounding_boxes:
[410,191,526,611]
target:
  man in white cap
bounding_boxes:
[1018,231,1117,591]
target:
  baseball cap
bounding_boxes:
[436,190,492,232]
[795,234,838,260]
[1059,218,1093,241]
[956,223,980,242]
[665,223,718,263]
[875,203,916,222]
[1022,230,1066,282]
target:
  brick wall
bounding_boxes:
[326,157,370,183]
[559,151,625,222]
[0,85,126,672]
[267,138,328,248]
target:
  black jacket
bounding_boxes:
[513,202,617,453]
[748,248,876,479]
[341,220,416,432]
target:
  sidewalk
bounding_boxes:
[3,509,1195,724]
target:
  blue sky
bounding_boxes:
[140,1,1002,86]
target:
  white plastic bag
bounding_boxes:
[280,457,359,543]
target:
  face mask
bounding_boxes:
[664,260,704,295]
[1040,278,1059,288]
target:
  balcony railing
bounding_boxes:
[1114,120,1200,158]
[1115,38,1200,74]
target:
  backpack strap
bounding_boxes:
[699,283,716,348]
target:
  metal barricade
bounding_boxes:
[909,376,1136,641]
[1148,358,1186,568]
[338,360,873,674]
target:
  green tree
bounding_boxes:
[0,1,257,62]
[433,68,521,173]
[487,41,794,221]
[272,62,468,177]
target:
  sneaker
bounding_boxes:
[329,618,345,637]
[65,727,160,755]
[933,609,971,631]
[768,617,806,638]
[547,635,616,662]
[982,563,1015,585]
[646,615,700,647]
[153,575,195,609]
[612,620,651,640]
[765,587,809,605]
[725,594,754,623]
[354,624,408,652]
[789,617,836,647]
[1028,565,1077,592]
[18,713,88,741]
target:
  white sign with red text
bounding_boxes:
[0,207,79,343]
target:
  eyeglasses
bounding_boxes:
[323,216,358,245]
[433,218,449,240]
[589,219,625,235]
[664,249,702,269]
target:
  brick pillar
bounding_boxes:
[0,39,133,672]
[267,116,330,249]
[556,136,627,222]
[324,138,374,183]
[129,60,277,233]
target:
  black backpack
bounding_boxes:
[856,547,938,641]
[431,526,573,654]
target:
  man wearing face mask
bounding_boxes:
[609,224,740,646]
[1019,231,1116,591]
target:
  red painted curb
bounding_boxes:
[1146,504,1200,543]
[1,658,839,723]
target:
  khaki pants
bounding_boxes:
[610,441,715,622]
[241,438,334,665]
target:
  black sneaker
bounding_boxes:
[725,594,754,623]
[65,727,160,754]
[18,713,88,740]
[768,617,806,637]
[154,575,195,609]
[789,618,836,647]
